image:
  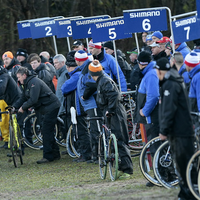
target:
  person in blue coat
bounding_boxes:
[170,52,190,86]
[134,51,160,187]
[175,42,190,59]
[185,52,200,116]
[76,50,101,163]
[61,51,92,162]
[88,40,127,92]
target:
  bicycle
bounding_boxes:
[186,112,200,200]
[86,116,119,181]
[121,91,143,152]
[0,106,23,168]
[22,111,66,150]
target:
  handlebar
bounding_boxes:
[86,116,105,121]
[191,112,200,117]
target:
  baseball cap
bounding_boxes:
[127,48,139,54]
[149,42,160,47]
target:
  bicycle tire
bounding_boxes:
[98,132,107,179]
[22,113,43,150]
[70,124,80,158]
[17,124,23,165]
[66,125,77,158]
[186,150,200,200]
[153,140,179,189]
[108,133,118,181]
[126,109,143,151]
[54,117,66,147]
[139,136,163,186]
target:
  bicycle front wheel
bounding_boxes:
[98,133,107,179]
[139,136,163,186]
[186,150,200,200]
[108,133,118,181]
[9,125,22,167]
[153,141,179,189]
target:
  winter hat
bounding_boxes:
[89,40,102,49]
[72,40,83,49]
[66,50,77,67]
[2,51,14,60]
[152,31,163,40]
[146,34,152,42]
[89,60,103,76]
[75,50,88,62]
[16,48,28,58]
[137,51,152,65]
[103,41,114,50]
[155,57,171,71]
[88,53,94,61]
[184,52,200,68]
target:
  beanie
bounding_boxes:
[155,57,171,71]
[75,50,88,62]
[146,34,152,42]
[152,31,163,40]
[184,52,200,68]
[66,50,77,67]
[2,51,14,60]
[89,40,102,49]
[137,51,151,65]
[89,60,103,76]
[103,41,114,50]
[16,48,28,58]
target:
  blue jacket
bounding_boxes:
[99,50,127,92]
[188,64,200,112]
[176,42,190,58]
[138,61,159,118]
[77,59,97,112]
[61,67,82,116]
[56,65,68,115]
[178,64,190,84]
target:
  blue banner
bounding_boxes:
[123,9,167,33]
[17,22,32,39]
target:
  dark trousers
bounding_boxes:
[109,104,133,174]
[86,108,102,160]
[168,136,196,200]
[76,115,92,159]
[40,107,60,161]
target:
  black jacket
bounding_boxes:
[0,66,21,105]
[13,75,60,113]
[32,63,55,93]
[159,68,194,137]
[153,50,167,61]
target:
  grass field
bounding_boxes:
[0,142,179,200]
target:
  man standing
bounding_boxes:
[16,48,32,70]
[89,40,127,92]
[53,54,68,116]
[13,67,61,164]
[134,51,160,186]
[2,51,21,82]
[149,42,167,61]
[155,57,196,200]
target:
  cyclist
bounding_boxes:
[13,67,61,164]
[61,51,92,162]
[88,60,133,180]
[0,66,22,149]
[155,57,196,200]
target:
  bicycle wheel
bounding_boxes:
[153,141,179,189]
[9,125,20,168]
[54,117,66,147]
[126,109,143,151]
[33,114,59,146]
[22,113,43,150]
[139,136,163,186]
[108,133,118,181]
[70,124,80,157]
[66,125,77,158]
[186,150,200,200]
[17,124,23,165]
[98,132,107,179]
